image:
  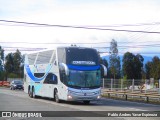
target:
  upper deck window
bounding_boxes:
[66,47,99,65]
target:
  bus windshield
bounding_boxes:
[67,70,101,89]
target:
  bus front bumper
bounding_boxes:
[67,90,101,101]
[67,95,101,101]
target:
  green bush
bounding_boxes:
[8,73,19,78]
[0,71,5,80]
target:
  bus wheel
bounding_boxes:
[29,87,33,98]
[28,88,31,97]
[28,87,31,96]
[32,87,37,98]
[54,90,60,103]
[83,100,90,104]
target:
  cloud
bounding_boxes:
[0,0,160,56]
[1,0,160,23]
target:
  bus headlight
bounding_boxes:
[68,95,72,99]
[97,95,101,99]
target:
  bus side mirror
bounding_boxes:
[100,64,107,77]
[59,63,69,76]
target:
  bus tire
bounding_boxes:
[32,87,37,98]
[29,91,31,97]
[28,86,31,96]
[54,90,60,103]
[29,87,33,98]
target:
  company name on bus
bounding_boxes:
[72,61,96,65]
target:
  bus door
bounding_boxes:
[44,73,58,98]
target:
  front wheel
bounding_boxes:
[32,87,37,98]
[54,90,60,103]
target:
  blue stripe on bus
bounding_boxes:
[25,64,52,82]
[67,65,100,71]
[35,84,43,94]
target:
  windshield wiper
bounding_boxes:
[89,86,100,89]
[68,85,81,89]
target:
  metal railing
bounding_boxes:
[101,78,160,93]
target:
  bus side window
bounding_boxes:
[49,74,58,84]
[44,75,50,84]
[59,70,66,83]
[44,73,58,84]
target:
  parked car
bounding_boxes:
[10,80,24,90]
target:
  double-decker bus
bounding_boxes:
[24,47,107,104]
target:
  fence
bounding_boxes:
[101,78,160,103]
[101,78,160,92]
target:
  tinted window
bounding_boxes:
[34,73,45,78]
[44,73,57,84]
[67,70,101,89]
[13,80,23,84]
[66,48,99,65]
[59,69,67,84]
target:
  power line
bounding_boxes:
[84,22,160,27]
[3,44,160,51]
[0,41,108,45]
[1,19,160,28]
[2,42,160,50]
[0,20,160,34]
[99,51,160,54]
[0,40,160,45]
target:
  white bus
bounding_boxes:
[24,47,107,104]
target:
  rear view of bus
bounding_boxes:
[57,47,107,104]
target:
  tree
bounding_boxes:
[5,53,14,75]
[109,39,121,79]
[122,52,135,79]
[0,46,5,80]
[0,46,4,61]
[122,52,144,79]
[149,56,160,80]
[0,59,3,71]
[13,49,22,76]
[4,49,23,78]
[145,61,152,79]
[134,54,144,79]
[0,46,4,71]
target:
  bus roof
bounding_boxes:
[25,46,96,55]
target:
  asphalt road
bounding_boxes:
[0,87,160,120]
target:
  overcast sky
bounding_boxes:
[0,0,160,56]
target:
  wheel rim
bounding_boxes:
[29,89,31,97]
[29,88,33,98]
[55,91,59,103]
[33,88,35,98]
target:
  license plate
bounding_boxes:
[80,97,91,100]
